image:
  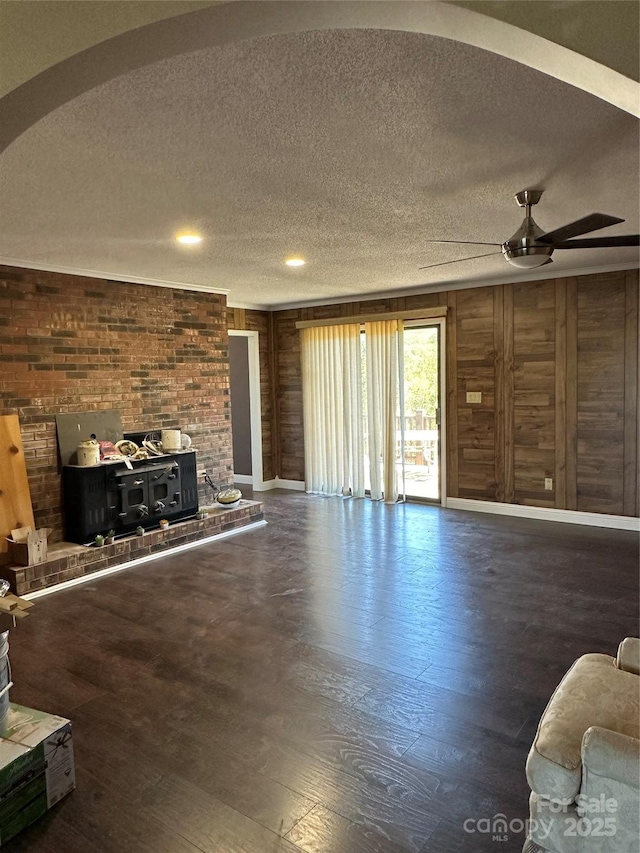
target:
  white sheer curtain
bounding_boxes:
[365,319,403,503]
[301,324,365,497]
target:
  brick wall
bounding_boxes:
[0,265,233,541]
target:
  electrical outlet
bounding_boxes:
[466,391,482,404]
[545,478,553,491]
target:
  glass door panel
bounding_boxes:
[399,325,440,501]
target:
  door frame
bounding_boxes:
[228,329,264,489]
[402,317,447,508]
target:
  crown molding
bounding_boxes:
[270,261,640,311]
[227,300,270,311]
[0,257,229,297]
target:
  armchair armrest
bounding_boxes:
[582,726,640,789]
[616,638,640,675]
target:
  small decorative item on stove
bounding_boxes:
[94,534,104,547]
[115,439,138,457]
[77,439,100,467]
[203,472,242,507]
[142,435,163,456]
[161,429,181,452]
[159,519,169,530]
[105,529,115,545]
[135,526,145,536]
[98,440,122,461]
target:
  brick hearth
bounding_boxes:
[1,501,263,595]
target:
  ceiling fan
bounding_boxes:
[419,190,640,271]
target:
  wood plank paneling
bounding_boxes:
[269,271,639,518]
[493,286,505,502]
[636,272,640,519]
[405,292,444,311]
[576,274,627,514]
[268,312,279,481]
[503,285,515,504]
[512,281,555,507]
[455,288,496,499]
[232,307,246,329]
[276,313,306,481]
[446,291,458,498]
[623,270,638,516]
[554,280,567,509]
[565,278,578,510]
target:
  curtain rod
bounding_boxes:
[295,306,447,329]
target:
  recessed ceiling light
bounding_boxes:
[285,258,306,267]
[176,233,202,245]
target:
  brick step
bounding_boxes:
[1,500,263,595]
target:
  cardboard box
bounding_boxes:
[5,528,51,567]
[0,704,75,846]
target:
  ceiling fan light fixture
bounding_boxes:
[502,246,554,269]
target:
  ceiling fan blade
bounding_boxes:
[423,240,501,247]
[537,213,624,245]
[553,235,640,249]
[418,251,500,271]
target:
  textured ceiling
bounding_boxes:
[0,28,638,307]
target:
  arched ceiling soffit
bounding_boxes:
[1,0,638,156]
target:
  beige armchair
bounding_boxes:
[523,638,640,853]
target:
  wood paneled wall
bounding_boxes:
[264,269,638,517]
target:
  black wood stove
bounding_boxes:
[62,451,198,543]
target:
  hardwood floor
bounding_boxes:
[4,491,638,853]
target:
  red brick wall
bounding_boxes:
[0,265,233,541]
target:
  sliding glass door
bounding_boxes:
[301,316,445,504]
[398,324,441,502]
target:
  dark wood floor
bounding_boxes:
[5,491,639,853]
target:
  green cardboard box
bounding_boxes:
[0,704,75,846]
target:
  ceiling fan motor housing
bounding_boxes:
[515,189,543,208]
[502,191,554,268]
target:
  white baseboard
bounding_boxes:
[275,478,306,491]
[253,478,306,492]
[253,478,276,491]
[233,474,253,485]
[446,498,640,531]
[24,520,267,600]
